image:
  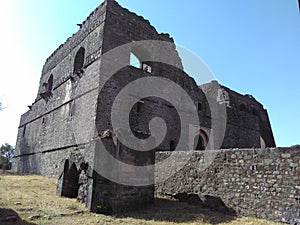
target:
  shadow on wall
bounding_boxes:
[115,196,237,225]
[174,194,236,215]
[0,208,36,225]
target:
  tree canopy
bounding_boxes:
[0,143,14,170]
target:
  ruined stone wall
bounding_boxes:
[14,58,101,177]
[13,1,108,176]
[14,0,276,176]
[223,87,275,148]
[102,0,177,53]
[155,147,299,223]
[96,65,210,151]
[14,0,278,216]
[201,81,275,149]
[96,0,211,151]
[41,1,107,77]
[87,0,212,213]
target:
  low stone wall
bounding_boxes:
[155,147,300,224]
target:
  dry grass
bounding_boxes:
[0,170,282,225]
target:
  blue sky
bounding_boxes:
[0,0,299,147]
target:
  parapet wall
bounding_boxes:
[41,1,107,76]
[155,147,300,223]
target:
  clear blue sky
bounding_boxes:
[0,0,299,147]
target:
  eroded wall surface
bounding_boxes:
[155,147,300,223]
[13,0,279,216]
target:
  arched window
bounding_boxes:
[73,47,85,74]
[170,140,175,151]
[193,130,209,150]
[40,74,53,102]
[136,100,144,113]
[130,52,141,68]
[23,125,26,137]
[240,103,247,112]
[252,107,258,116]
[47,74,53,92]
[130,45,152,73]
[217,88,230,107]
[198,102,203,111]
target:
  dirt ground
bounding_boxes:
[0,170,282,225]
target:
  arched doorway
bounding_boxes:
[62,162,80,198]
[194,135,205,150]
[193,129,209,150]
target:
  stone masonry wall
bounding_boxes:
[201,81,275,149]
[13,0,108,174]
[155,147,300,223]
[41,1,107,76]
[14,0,278,216]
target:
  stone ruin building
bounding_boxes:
[13,0,299,223]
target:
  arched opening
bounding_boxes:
[217,88,230,107]
[130,52,141,68]
[252,107,258,116]
[198,102,203,111]
[136,101,144,113]
[47,74,53,92]
[193,129,209,150]
[240,103,247,112]
[170,140,175,151]
[73,47,85,74]
[61,162,80,198]
[194,135,205,150]
[40,74,53,102]
[130,45,152,73]
[22,125,26,137]
[63,159,69,173]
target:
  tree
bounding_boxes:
[0,143,14,170]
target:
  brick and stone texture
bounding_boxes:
[155,147,300,224]
[13,0,280,217]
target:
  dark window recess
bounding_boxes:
[73,47,85,75]
[47,74,53,92]
[194,135,205,150]
[252,108,258,116]
[137,101,144,113]
[40,74,53,102]
[198,102,203,111]
[170,140,175,151]
[240,104,247,112]
[61,162,80,198]
[22,125,26,137]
